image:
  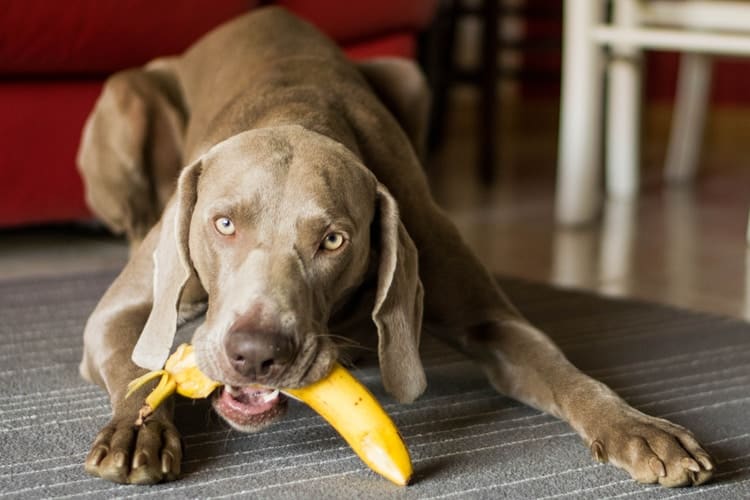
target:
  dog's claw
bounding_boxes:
[649,456,666,477]
[162,451,174,475]
[133,451,148,469]
[587,408,715,487]
[590,439,608,463]
[696,453,715,471]
[681,457,702,473]
[85,446,107,469]
[84,416,182,484]
[113,451,127,468]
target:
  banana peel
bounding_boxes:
[126,343,221,425]
[126,343,413,485]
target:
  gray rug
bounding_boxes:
[0,271,748,499]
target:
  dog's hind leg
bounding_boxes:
[356,58,431,162]
[77,58,187,250]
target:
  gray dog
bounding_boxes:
[77,7,714,487]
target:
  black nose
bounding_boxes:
[224,327,295,381]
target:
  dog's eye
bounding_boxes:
[321,232,345,251]
[214,216,236,236]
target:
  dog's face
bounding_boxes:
[190,128,377,430]
[132,126,426,432]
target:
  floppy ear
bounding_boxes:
[372,183,427,403]
[131,158,202,370]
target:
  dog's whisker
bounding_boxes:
[314,333,374,351]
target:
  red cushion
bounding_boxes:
[0,0,256,75]
[0,0,434,76]
[0,81,101,226]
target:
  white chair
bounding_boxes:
[556,0,750,226]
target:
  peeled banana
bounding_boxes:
[127,343,413,485]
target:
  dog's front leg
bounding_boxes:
[453,318,716,487]
[80,228,182,484]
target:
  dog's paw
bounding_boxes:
[85,415,182,484]
[589,408,715,487]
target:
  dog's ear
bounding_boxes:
[131,158,202,370]
[372,183,427,403]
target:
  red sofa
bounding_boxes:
[0,0,436,228]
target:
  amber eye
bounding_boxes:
[321,232,345,251]
[214,216,235,236]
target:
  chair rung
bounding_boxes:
[643,1,750,34]
[592,26,750,56]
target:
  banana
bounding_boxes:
[126,343,413,485]
[126,343,220,424]
[283,363,413,486]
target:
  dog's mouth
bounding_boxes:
[212,385,288,431]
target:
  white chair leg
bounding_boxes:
[556,0,605,225]
[664,53,713,184]
[606,0,642,199]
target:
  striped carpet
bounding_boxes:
[0,271,748,499]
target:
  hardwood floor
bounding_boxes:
[1,90,748,322]
[430,89,750,321]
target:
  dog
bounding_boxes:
[77,7,714,487]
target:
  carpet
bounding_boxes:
[0,271,748,499]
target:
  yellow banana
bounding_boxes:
[127,343,413,485]
[283,363,413,486]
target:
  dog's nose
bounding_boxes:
[224,327,295,381]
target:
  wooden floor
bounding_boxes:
[1,90,749,322]
[430,89,750,321]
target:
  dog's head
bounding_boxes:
[131,125,426,430]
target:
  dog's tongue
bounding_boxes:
[222,386,281,415]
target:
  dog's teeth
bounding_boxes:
[261,389,280,403]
